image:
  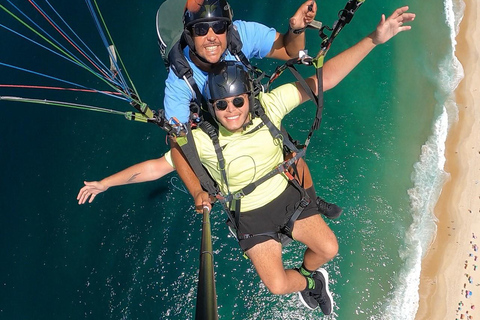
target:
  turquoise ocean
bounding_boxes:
[0,0,465,319]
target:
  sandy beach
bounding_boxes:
[415,1,480,319]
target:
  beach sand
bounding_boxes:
[415,1,480,319]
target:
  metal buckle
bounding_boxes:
[233,191,245,200]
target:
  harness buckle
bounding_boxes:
[233,191,245,200]
[168,117,187,137]
[282,225,292,236]
[299,197,311,209]
[299,50,313,65]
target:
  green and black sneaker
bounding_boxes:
[298,268,333,315]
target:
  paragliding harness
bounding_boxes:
[155,0,365,242]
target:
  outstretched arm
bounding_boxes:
[297,6,415,102]
[77,156,174,204]
[267,0,317,60]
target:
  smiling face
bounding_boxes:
[213,93,250,132]
[192,23,228,64]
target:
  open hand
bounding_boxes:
[371,6,416,45]
[77,181,108,204]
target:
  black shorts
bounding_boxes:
[236,183,318,251]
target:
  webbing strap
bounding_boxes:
[231,148,306,201]
[199,121,230,190]
[256,105,299,153]
[177,129,219,197]
[281,179,311,237]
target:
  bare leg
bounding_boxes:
[292,214,338,271]
[246,239,307,295]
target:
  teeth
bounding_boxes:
[205,45,217,52]
[226,115,239,120]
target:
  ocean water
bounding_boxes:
[0,0,465,319]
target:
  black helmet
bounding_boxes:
[183,0,233,29]
[206,61,253,117]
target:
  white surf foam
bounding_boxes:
[382,0,465,319]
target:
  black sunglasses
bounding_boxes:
[213,96,245,111]
[192,20,228,36]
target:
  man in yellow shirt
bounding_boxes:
[191,60,334,313]
[189,6,416,309]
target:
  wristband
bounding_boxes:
[289,25,306,34]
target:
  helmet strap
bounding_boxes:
[182,30,195,53]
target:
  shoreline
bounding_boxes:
[415,1,480,320]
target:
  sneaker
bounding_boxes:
[316,197,342,219]
[311,268,334,315]
[298,287,319,310]
[296,267,318,310]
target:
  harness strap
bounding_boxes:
[231,148,306,202]
[176,129,219,197]
[199,120,229,189]
[281,177,311,238]
[255,102,300,153]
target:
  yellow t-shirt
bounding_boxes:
[164,150,173,168]
[193,83,301,211]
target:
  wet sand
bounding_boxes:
[415,1,480,319]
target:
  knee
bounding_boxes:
[326,236,339,260]
[327,236,338,259]
[263,278,289,295]
[321,233,339,261]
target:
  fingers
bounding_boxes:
[78,190,96,205]
[399,25,412,32]
[378,14,386,26]
[194,191,211,213]
[77,183,88,204]
[304,0,317,23]
[88,193,97,204]
[393,5,409,16]
[372,6,415,45]
[77,188,93,205]
[291,0,317,28]
[390,6,415,23]
[194,198,211,212]
[196,202,212,213]
[77,181,100,205]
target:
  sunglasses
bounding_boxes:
[192,20,228,36]
[213,96,246,111]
